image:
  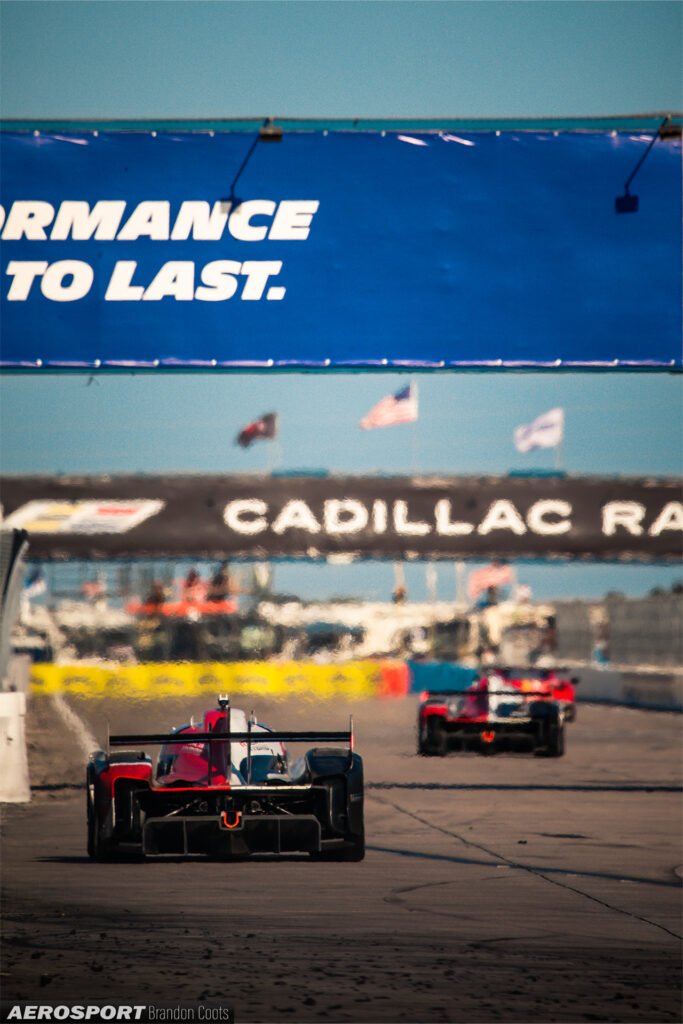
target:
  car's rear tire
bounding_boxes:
[535,721,565,758]
[86,792,95,859]
[419,719,448,757]
[87,789,124,861]
[87,810,111,861]
[546,721,565,757]
[529,701,565,758]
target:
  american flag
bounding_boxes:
[359,383,418,430]
[467,563,514,601]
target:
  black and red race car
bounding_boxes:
[494,665,579,722]
[417,668,573,757]
[86,696,365,861]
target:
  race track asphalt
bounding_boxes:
[1,693,682,1024]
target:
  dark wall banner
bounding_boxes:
[1,130,680,370]
[1,474,681,561]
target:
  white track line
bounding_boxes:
[51,692,100,759]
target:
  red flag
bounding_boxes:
[236,412,278,448]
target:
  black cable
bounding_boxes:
[622,116,669,195]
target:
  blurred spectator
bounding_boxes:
[542,615,558,654]
[592,621,610,668]
[392,584,407,604]
[82,578,105,602]
[182,567,206,603]
[208,561,232,601]
[146,580,167,607]
[476,585,499,609]
[23,567,47,601]
[514,583,533,604]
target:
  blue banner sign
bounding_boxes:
[1,130,680,370]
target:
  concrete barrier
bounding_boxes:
[0,691,30,803]
[572,667,626,706]
[5,653,31,695]
[620,668,683,711]
[575,665,683,712]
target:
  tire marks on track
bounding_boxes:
[369,791,683,941]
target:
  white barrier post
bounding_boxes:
[0,691,30,803]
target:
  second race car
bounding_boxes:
[417,669,567,757]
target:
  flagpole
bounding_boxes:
[455,560,466,607]
[393,561,406,603]
[555,438,563,472]
[411,378,418,473]
[267,438,282,473]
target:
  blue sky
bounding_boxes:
[1,1,681,602]
[2,1,680,119]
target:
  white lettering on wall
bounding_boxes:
[223,499,268,534]
[170,201,230,241]
[271,500,321,534]
[434,499,474,535]
[478,500,527,535]
[41,260,94,302]
[104,262,144,301]
[393,500,431,535]
[602,501,645,536]
[117,201,171,241]
[143,262,195,301]
[2,201,55,240]
[51,200,127,241]
[648,501,683,536]
[6,261,49,300]
[323,499,369,534]
[194,261,241,302]
[526,499,572,535]
[229,201,277,242]
[269,201,320,240]
[372,500,388,534]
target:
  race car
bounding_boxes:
[86,695,364,861]
[494,665,579,722]
[417,670,567,757]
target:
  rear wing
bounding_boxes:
[109,718,355,780]
[110,729,353,746]
[420,688,555,699]
[491,665,580,682]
